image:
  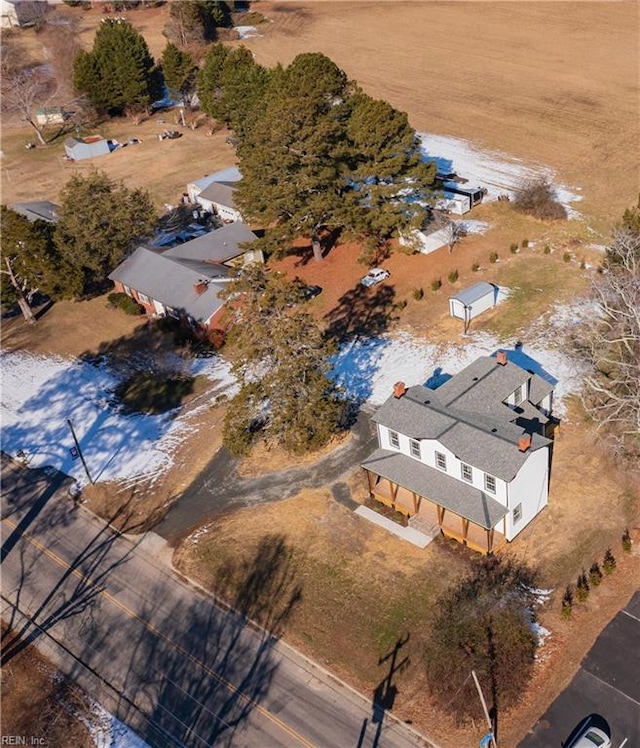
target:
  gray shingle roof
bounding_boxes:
[197,181,237,210]
[109,247,229,323]
[10,201,59,223]
[163,223,255,264]
[371,354,554,480]
[450,281,496,306]
[361,449,508,529]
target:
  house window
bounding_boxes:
[410,439,421,459]
[389,430,400,449]
[137,292,150,304]
[122,284,132,296]
[515,383,527,404]
[461,463,473,483]
[484,474,496,494]
[513,503,522,524]
[435,452,447,471]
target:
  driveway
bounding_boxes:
[519,590,640,748]
[154,410,377,544]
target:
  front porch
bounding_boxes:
[363,468,506,555]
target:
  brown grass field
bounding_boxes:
[2,4,639,746]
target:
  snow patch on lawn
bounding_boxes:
[419,132,583,217]
[236,25,261,38]
[330,328,585,417]
[458,219,491,235]
[0,351,235,487]
[84,701,150,748]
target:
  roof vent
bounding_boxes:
[393,381,406,399]
[491,428,498,433]
[194,279,208,295]
[518,434,532,452]
[496,350,508,366]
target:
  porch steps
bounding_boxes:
[354,506,434,548]
[408,515,442,539]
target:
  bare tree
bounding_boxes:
[2,257,37,324]
[580,229,640,460]
[442,218,467,254]
[1,64,57,145]
[514,177,567,220]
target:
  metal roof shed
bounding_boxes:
[449,281,498,332]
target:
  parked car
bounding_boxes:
[360,268,390,287]
[302,284,322,300]
[565,722,611,748]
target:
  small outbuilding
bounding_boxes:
[449,281,499,332]
[10,201,59,224]
[64,135,110,161]
[35,107,65,126]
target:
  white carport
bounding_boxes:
[449,281,499,332]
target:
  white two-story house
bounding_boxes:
[361,350,556,554]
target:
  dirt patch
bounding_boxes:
[0,621,95,747]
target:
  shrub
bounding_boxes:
[448,269,459,284]
[412,287,424,301]
[471,263,480,272]
[543,244,552,255]
[580,258,586,269]
[510,242,518,254]
[575,571,589,602]
[603,548,616,574]
[397,299,407,310]
[514,178,567,220]
[563,251,572,263]
[107,292,145,315]
[431,278,442,291]
[561,586,573,620]
[521,238,529,248]
[588,561,603,587]
[489,251,498,264]
[622,528,632,553]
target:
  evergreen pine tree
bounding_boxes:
[161,43,196,106]
[54,171,157,297]
[73,18,161,115]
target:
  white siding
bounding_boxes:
[378,427,510,511]
[505,447,549,541]
[449,292,495,321]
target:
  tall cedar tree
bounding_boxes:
[54,171,156,297]
[160,43,196,106]
[220,265,344,455]
[0,207,66,321]
[198,45,271,138]
[231,53,435,261]
[73,19,161,115]
[344,93,437,255]
[424,557,539,722]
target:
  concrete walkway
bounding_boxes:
[354,506,436,548]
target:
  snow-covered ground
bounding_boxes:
[84,703,150,748]
[0,351,236,489]
[419,132,583,218]
[330,326,587,415]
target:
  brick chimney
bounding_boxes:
[496,350,508,366]
[194,279,208,295]
[393,381,407,399]
[518,434,531,452]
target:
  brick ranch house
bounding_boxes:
[109,222,260,340]
[361,350,557,554]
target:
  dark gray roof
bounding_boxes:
[10,201,59,223]
[108,247,230,323]
[372,354,554,480]
[450,281,496,306]
[163,223,255,263]
[197,181,237,210]
[361,449,508,529]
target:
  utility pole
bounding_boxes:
[67,419,93,484]
[472,670,497,748]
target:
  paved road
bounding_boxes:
[155,410,378,544]
[519,590,640,748]
[1,457,436,748]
